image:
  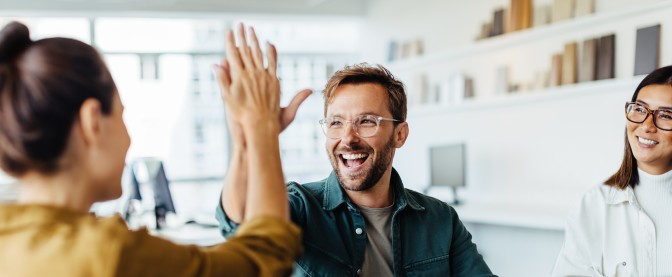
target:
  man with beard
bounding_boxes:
[216,62,495,276]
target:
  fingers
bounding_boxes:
[225,29,243,72]
[249,27,265,69]
[287,89,312,113]
[280,89,312,131]
[236,23,255,70]
[266,42,278,77]
[212,62,231,95]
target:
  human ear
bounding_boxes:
[77,98,104,147]
[394,122,409,148]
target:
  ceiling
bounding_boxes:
[0,0,369,17]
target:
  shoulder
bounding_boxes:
[403,188,456,215]
[565,183,618,226]
[287,178,328,202]
[67,214,131,244]
[576,183,617,209]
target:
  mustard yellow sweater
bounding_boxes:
[0,204,302,277]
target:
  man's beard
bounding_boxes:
[329,136,395,192]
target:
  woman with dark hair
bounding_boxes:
[0,21,302,276]
[553,66,672,277]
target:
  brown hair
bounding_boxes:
[0,21,117,176]
[323,63,407,122]
[605,65,672,189]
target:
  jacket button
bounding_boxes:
[357,269,361,275]
[622,262,627,266]
[355,228,363,235]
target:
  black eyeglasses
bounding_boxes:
[625,102,672,131]
[318,115,400,139]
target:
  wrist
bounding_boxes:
[241,117,281,136]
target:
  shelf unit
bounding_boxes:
[389,0,672,72]
[387,1,672,112]
[409,76,642,117]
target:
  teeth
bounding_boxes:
[342,153,368,160]
[639,137,658,145]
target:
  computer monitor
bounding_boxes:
[121,165,142,221]
[148,161,176,229]
[427,143,466,205]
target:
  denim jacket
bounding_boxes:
[217,168,495,277]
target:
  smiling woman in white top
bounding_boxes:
[553,65,672,277]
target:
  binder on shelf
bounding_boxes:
[634,24,661,76]
[575,0,595,17]
[561,42,578,85]
[579,38,598,82]
[549,53,564,87]
[510,0,532,31]
[552,0,574,22]
[597,34,616,80]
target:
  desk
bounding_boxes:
[452,199,569,231]
[427,187,583,277]
[427,187,584,230]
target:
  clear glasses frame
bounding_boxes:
[318,115,400,139]
[625,102,672,131]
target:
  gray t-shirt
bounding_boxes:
[359,204,394,277]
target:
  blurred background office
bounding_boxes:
[0,0,670,276]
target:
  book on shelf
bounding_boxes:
[575,0,595,17]
[533,70,549,90]
[409,39,424,57]
[495,66,510,95]
[387,40,398,62]
[510,0,532,31]
[634,24,661,76]
[561,42,578,85]
[410,74,428,106]
[549,53,564,87]
[436,74,473,105]
[478,22,494,40]
[533,5,552,27]
[492,8,506,36]
[464,78,474,99]
[579,38,598,82]
[597,34,616,80]
[450,74,469,104]
[552,0,574,23]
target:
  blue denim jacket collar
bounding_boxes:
[321,167,425,212]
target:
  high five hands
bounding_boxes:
[213,23,311,143]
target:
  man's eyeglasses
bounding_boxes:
[625,102,672,131]
[318,115,400,139]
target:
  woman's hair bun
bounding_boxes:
[0,21,32,64]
